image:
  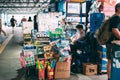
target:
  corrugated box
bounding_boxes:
[83,63,97,76]
[55,62,70,79]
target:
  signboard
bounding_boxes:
[98,0,116,6]
[67,17,80,22]
[67,3,80,14]
[103,2,115,16]
[82,2,86,13]
[67,0,85,3]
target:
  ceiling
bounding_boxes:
[0,0,51,14]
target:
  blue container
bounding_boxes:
[90,13,105,32]
[101,58,107,72]
[97,45,106,52]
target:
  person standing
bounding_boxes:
[10,16,16,33]
[28,16,32,22]
[106,2,120,80]
[21,16,27,22]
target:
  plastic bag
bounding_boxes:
[19,55,26,68]
[0,35,3,44]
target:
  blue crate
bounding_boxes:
[90,13,105,32]
[97,45,106,52]
[102,52,107,58]
[101,58,107,72]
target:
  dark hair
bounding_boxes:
[62,19,66,24]
[115,2,120,12]
[76,24,83,29]
[28,16,32,21]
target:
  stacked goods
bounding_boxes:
[34,32,50,46]
[36,32,50,42]
[36,59,56,80]
[54,48,72,79]
[35,46,44,55]
[37,59,46,80]
[49,28,64,41]
[23,44,35,67]
[23,22,34,45]
[19,27,72,80]
[23,34,32,45]
[47,60,56,80]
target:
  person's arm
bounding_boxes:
[112,28,120,39]
[10,18,12,23]
[109,16,120,39]
[1,29,6,36]
[80,31,85,38]
[71,33,77,43]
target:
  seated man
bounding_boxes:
[70,24,86,68]
[70,24,86,52]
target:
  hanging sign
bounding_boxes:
[67,0,85,3]
[103,2,115,16]
[67,3,80,14]
[66,17,80,22]
[98,0,116,6]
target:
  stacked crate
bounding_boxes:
[97,45,108,73]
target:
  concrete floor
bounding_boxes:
[0,26,107,80]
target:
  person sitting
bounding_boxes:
[70,24,86,52]
[69,24,86,72]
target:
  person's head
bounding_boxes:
[29,16,31,19]
[12,16,14,18]
[115,2,120,13]
[28,16,32,21]
[76,24,84,32]
[62,19,66,25]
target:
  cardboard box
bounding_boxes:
[83,63,97,76]
[55,62,70,79]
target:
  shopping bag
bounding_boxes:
[19,55,26,68]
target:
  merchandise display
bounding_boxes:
[23,45,35,67]
[1,0,118,80]
[20,25,72,79]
